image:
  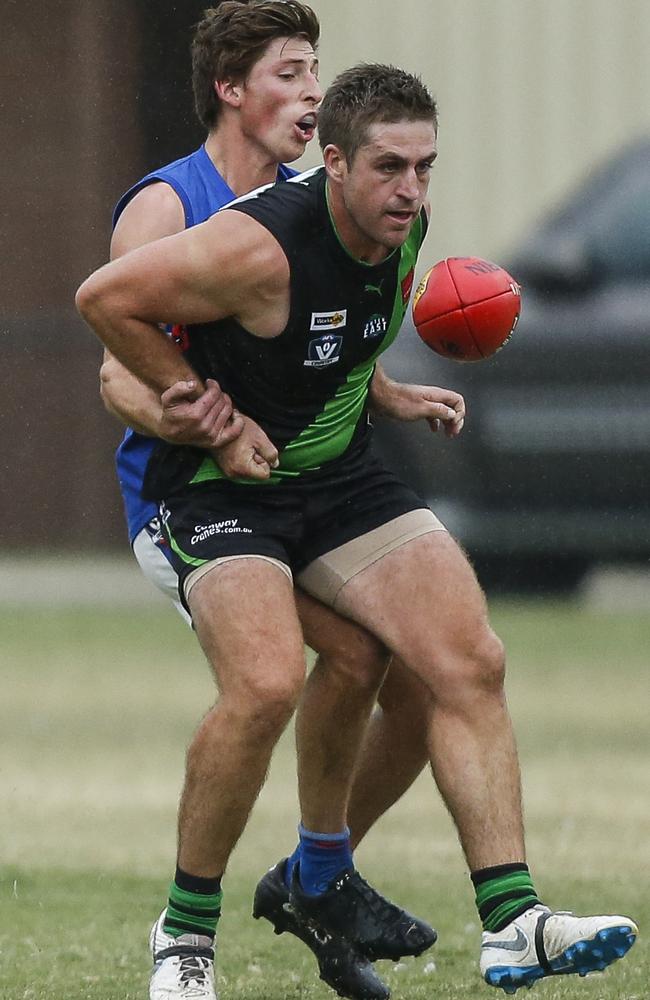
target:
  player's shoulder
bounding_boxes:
[112,146,209,229]
[225,166,324,246]
[111,182,186,256]
[233,166,323,212]
[124,180,185,216]
[203,205,290,276]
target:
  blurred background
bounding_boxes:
[2,7,649,995]
[3,0,650,594]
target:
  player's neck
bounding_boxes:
[204,124,280,198]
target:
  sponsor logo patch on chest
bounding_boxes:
[304,333,343,368]
[363,314,388,339]
[310,309,347,331]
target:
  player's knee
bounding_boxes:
[238,668,304,732]
[378,658,432,722]
[314,622,390,691]
[427,627,506,702]
[317,635,390,693]
[461,627,506,694]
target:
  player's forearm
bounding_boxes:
[77,276,199,396]
[96,315,196,395]
[100,354,165,435]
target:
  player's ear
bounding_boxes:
[323,144,348,184]
[215,78,242,108]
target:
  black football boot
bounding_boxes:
[253,859,390,1000]
[289,865,437,962]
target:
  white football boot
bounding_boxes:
[480,904,637,994]
[149,909,217,1000]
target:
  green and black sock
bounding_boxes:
[163,866,223,940]
[471,862,541,933]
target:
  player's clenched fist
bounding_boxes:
[214,416,279,481]
[159,378,244,448]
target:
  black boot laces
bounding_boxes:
[167,947,214,997]
[345,872,403,923]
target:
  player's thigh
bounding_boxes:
[189,557,307,708]
[295,587,389,681]
[295,458,496,672]
[333,530,495,670]
[298,457,437,607]
[160,481,306,703]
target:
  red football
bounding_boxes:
[412,257,521,361]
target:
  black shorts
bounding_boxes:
[159,452,429,605]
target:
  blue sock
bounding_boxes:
[297,824,353,896]
[284,844,301,888]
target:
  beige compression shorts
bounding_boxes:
[296,508,446,609]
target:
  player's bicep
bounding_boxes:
[87,211,285,329]
[155,212,286,323]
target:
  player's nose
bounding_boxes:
[397,170,420,201]
[305,70,322,104]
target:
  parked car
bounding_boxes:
[374,137,650,591]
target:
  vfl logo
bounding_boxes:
[310,309,347,331]
[304,334,343,368]
[145,514,168,548]
[363,314,388,339]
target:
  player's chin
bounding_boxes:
[380,226,412,249]
[276,136,309,164]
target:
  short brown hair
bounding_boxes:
[192,1,320,129]
[318,64,438,164]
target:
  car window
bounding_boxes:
[588,170,650,278]
[510,141,650,287]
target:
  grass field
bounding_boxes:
[1,599,648,999]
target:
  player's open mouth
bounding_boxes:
[295,114,317,141]
[386,210,415,224]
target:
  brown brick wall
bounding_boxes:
[3,1,143,549]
